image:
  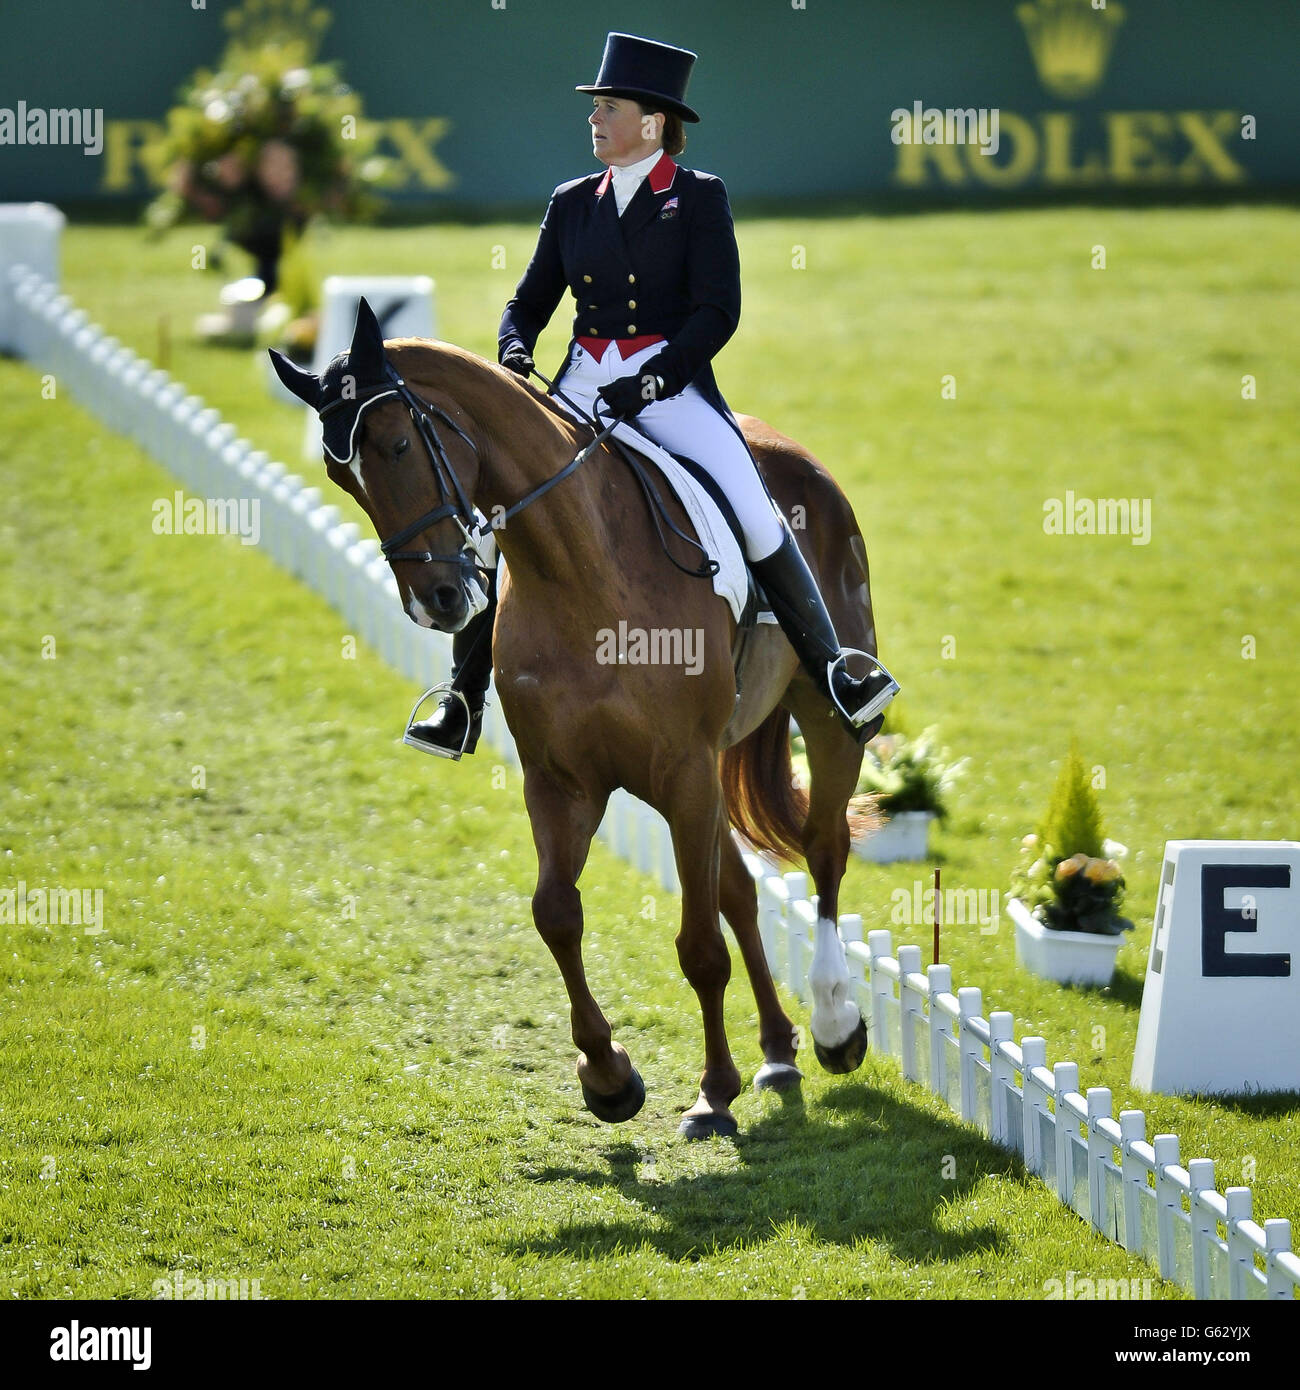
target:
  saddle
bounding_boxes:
[601,431,777,680]
[487,396,777,689]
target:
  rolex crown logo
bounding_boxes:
[1016,0,1126,100]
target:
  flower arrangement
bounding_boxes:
[1010,740,1133,936]
[792,722,966,822]
[144,24,386,292]
[856,726,966,820]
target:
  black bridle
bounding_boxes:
[330,359,620,572]
[334,357,716,584]
[321,362,480,566]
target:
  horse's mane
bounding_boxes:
[384,337,592,444]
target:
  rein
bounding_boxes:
[347,360,619,571]
[354,355,718,583]
[532,367,719,581]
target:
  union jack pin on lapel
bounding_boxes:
[659,196,679,219]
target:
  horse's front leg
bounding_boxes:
[523,765,645,1122]
[669,758,743,1139]
[717,813,802,1093]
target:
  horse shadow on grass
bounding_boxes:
[508,1080,1043,1268]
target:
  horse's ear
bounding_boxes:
[348,296,387,378]
[267,349,323,408]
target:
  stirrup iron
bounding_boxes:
[826,648,899,727]
[402,683,480,761]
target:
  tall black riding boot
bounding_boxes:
[749,525,900,740]
[404,591,496,759]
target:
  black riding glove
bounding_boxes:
[596,370,663,420]
[640,354,678,400]
[500,341,534,378]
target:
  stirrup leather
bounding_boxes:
[402,683,483,761]
[826,649,900,727]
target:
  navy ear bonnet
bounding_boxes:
[316,350,403,465]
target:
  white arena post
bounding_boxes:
[926,963,954,1105]
[0,204,64,354]
[1119,1110,1148,1255]
[1018,1036,1048,1177]
[1052,1061,1081,1212]
[896,943,923,1083]
[988,1011,1015,1148]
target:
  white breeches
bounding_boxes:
[552,339,785,561]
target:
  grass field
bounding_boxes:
[2,206,1297,1299]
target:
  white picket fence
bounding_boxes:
[8,263,1297,1301]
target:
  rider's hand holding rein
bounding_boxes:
[500,341,534,378]
[596,370,666,419]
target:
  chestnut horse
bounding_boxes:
[271,301,882,1139]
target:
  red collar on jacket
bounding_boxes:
[595,152,677,198]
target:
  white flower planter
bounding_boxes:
[852,810,934,863]
[1009,896,1122,987]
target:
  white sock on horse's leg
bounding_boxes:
[808,915,862,1050]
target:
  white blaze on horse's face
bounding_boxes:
[809,917,861,1050]
[406,592,437,629]
[347,451,368,499]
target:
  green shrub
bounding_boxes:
[1011,739,1132,935]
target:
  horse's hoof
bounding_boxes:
[813,1016,869,1074]
[753,1061,803,1093]
[677,1111,739,1141]
[581,1067,646,1123]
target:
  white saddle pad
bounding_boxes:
[548,401,753,623]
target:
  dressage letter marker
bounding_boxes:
[1132,840,1300,1096]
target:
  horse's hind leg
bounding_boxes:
[783,682,870,1075]
[718,818,802,1092]
[523,766,644,1122]
[668,758,743,1139]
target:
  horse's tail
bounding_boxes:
[719,708,883,865]
[719,707,807,865]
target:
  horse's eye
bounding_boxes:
[394,437,410,458]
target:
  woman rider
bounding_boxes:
[408,31,899,757]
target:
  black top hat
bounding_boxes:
[576,32,700,123]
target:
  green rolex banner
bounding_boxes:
[0,0,1294,207]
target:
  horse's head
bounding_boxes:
[269,298,487,633]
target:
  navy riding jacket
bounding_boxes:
[498,153,751,450]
